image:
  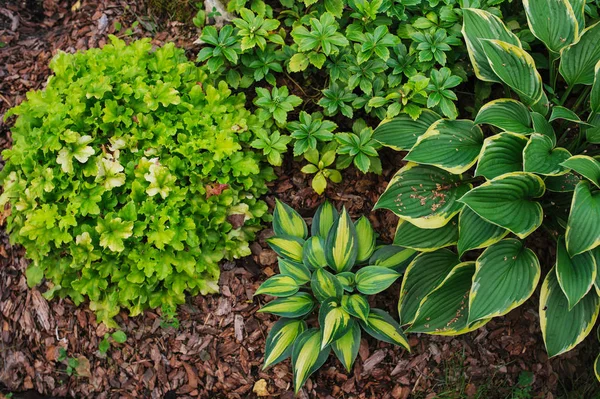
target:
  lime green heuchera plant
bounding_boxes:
[0,36,275,326]
[256,200,415,393]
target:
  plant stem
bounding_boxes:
[502,83,512,98]
[549,51,559,92]
[559,85,574,106]
[572,86,592,114]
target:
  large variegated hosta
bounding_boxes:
[374,1,600,370]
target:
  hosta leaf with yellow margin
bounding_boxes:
[556,237,596,309]
[524,0,578,53]
[568,0,585,30]
[545,173,581,193]
[592,61,600,113]
[355,216,376,263]
[311,267,343,302]
[394,216,458,252]
[278,258,311,285]
[595,353,600,382]
[398,249,460,325]
[474,99,533,134]
[593,248,600,296]
[355,266,400,295]
[372,110,441,151]
[531,112,557,145]
[267,235,305,262]
[273,199,308,239]
[342,294,370,323]
[332,321,361,373]
[255,275,300,297]
[258,292,315,318]
[459,172,545,239]
[540,267,600,357]
[561,155,600,187]
[475,133,528,180]
[404,119,484,175]
[523,134,572,176]
[457,207,508,256]
[263,318,307,369]
[319,298,352,349]
[374,163,472,229]
[369,245,417,274]
[481,39,543,106]
[312,200,338,238]
[291,328,331,394]
[303,236,327,270]
[325,207,358,273]
[565,181,600,256]
[359,308,410,350]
[468,239,540,323]
[560,22,600,86]
[461,8,522,83]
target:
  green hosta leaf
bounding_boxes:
[540,268,600,357]
[475,133,528,180]
[565,181,600,255]
[332,321,360,373]
[255,275,300,297]
[595,354,600,382]
[273,200,308,239]
[405,119,484,174]
[368,245,417,274]
[312,200,338,238]
[474,99,533,134]
[372,110,441,151]
[311,267,343,302]
[355,266,400,295]
[263,319,307,369]
[561,155,600,187]
[569,0,585,29]
[556,237,596,309]
[560,22,600,86]
[523,134,572,176]
[268,235,305,262]
[394,217,458,252]
[531,112,557,145]
[325,208,358,273]
[595,248,600,296]
[462,8,522,82]
[545,173,581,192]
[258,292,315,317]
[523,0,578,53]
[359,309,410,350]
[279,258,311,285]
[303,236,327,270]
[481,39,543,106]
[336,272,355,292]
[399,249,460,325]
[319,298,352,349]
[374,164,472,229]
[459,172,545,239]
[549,106,585,124]
[592,61,600,113]
[354,216,376,263]
[457,207,508,256]
[291,328,331,394]
[342,294,370,323]
[468,239,541,323]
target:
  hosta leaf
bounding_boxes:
[592,61,600,113]
[540,268,600,357]
[405,119,484,174]
[258,292,315,318]
[561,155,600,187]
[336,272,355,292]
[263,319,307,369]
[459,172,545,239]
[481,39,543,106]
[594,248,600,295]
[355,266,400,295]
[474,99,533,134]
[595,354,600,382]
[303,236,328,270]
[311,267,343,302]
[359,309,410,350]
[545,173,581,192]
[531,111,557,145]
[325,208,358,273]
[267,235,305,262]
[312,200,338,238]
[291,328,331,394]
[368,245,417,274]
[560,22,600,86]
[565,181,600,255]
[255,275,300,297]
[273,200,308,239]
[355,216,376,263]
[278,258,311,285]
[332,321,361,373]
[372,110,441,151]
[523,134,572,176]
[374,164,472,229]
[556,237,596,309]
[457,207,509,256]
[341,294,370,323]
[523,0,578,53]
[475,133,528,180]
[462,8,522,82]
[549,106,585,124]
[394,217,458,252]
[468,239,541,323]
[399,249,460,325]
[319,298,352,349]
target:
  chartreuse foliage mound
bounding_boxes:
[374,0,600,374]
[0,36,275,326]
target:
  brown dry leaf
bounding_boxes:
[75,356,91,378]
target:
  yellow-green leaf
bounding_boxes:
[355,266,400,295]
[263,319,307,369]
[325,207,358,273]
[341,294,370,323]
[394,217,458,252]
[556,237,596,309]
[565,181,600,256]
[312,200,338,238]
[359,308,410,350]
[303,236,327,270]
[332,321,360,373]
[258,292,315,318]
[355,216,376,263]
[255,275,300,297]
[524,0,578,53]
[273,200,308,239]
[291,328,331,393]
[311,267,343,302]
[267,235,305,262]
[319,298,352,349]
[475,132,528,180]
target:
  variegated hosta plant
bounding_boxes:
[374,1,600,369]
[256,200,415,393]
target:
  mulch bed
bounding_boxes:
[1,1,599,398]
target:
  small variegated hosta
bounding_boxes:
[256,200,415,393]
[373,1,600,373]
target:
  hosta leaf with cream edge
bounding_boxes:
[457,207,508,256]
[475,133,528,180]
[468,239,540,323]
[255,275,300,297]
[560,22,600,86]
[556,237,596,309]
[592,61,600,113]
[474,99,533,134]
[374,163,472,229]
[355,266,400,295]
[569,0,585,30]
[267,235,304,262]
[540,268,600,357]
[311,267,343,302]
[331,321,360,372]
[565,181,600,256]
[398,249,460,325]
[459,172,545,239]
[325,207,358,273]
[461,8,522,83]
[278,258,311,285]
[523,0,578,53]
[291,328,331,393]
[263,319,307,369]
[372,110,440,151]
[394,217,458,252]
[319,298,352,348]
[273,199,308,239]
[359,309,410,349]
[561,155,600,187]
[594,248,600,295]
[523,134,572,176]
[404,119,484,175]
[258,292,315,317]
